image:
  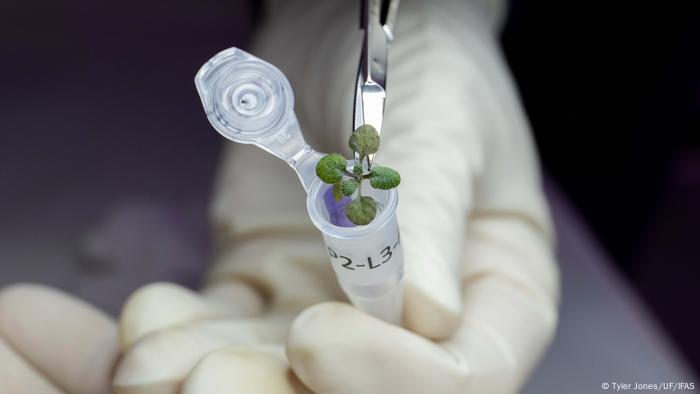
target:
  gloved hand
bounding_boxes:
[112,0,559,393]
[0,0,559,393]
[0,284,117,394]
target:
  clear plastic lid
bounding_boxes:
[195,47,322,192]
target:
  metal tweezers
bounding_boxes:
[353,0,399,169]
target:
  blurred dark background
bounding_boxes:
[0,0,698,383]
[502,0,700,374]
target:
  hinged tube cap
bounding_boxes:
[195,47,293,143]
[195,47,322,191]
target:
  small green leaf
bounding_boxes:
[349,125,380,157]
[340,179,358,197]
[316,153,347,184]
[346,196,377,225]
[332,182,344,201]
[353,164,363,177]
[369,166,401,190]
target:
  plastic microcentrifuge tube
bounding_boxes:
[195,47,403,324]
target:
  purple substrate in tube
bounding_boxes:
[323,187,356,227]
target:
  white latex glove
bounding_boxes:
[0,284,118,394]
[112,0,560,393]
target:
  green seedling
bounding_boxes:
[315,125,400,225]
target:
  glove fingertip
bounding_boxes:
[182,347,309,394]
[119,282,232,350]
[0,284,118,394]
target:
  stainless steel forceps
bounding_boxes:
[353,0,399,169]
